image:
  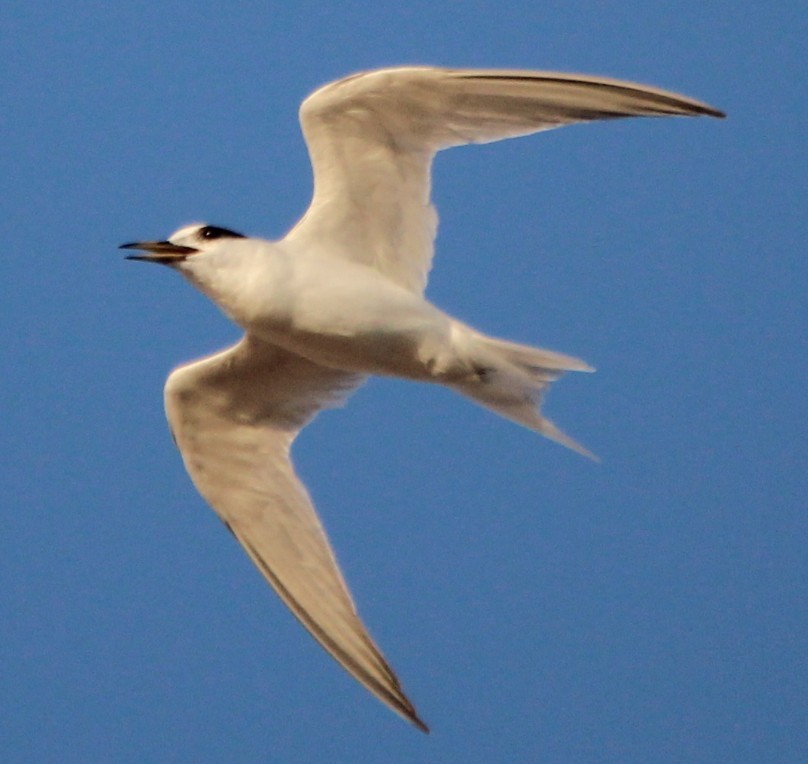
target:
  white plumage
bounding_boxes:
[122,66,723,731]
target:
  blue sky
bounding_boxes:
[1,2,805,762]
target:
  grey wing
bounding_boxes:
[286,66,724,294]
[164,334,428,732]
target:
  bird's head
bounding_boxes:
[121,222,264,323]
[120,223,246,265]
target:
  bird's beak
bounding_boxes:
[120,240,198,264]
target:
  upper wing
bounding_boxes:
[285,66,724,294]
[164,334,428,732]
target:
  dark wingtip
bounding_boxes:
[701,105,726,119]
[411,714,430,734]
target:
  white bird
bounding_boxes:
[122,66,723,732]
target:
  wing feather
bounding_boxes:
[163,335,428,731]
[286,66,723,293]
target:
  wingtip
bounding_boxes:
[392,692,430,733]
[412,715,431,734]
[701,104,726,119]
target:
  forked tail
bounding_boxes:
[449,327,598,460]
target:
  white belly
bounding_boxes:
[244,254,456,379]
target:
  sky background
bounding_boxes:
[1,2,805,762]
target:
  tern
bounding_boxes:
[122,66,723,732]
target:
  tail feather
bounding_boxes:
[450,328,598,460]
[479,335,595,375]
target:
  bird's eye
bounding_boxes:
[197,225,246,241]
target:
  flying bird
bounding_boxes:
[122,66,723,732]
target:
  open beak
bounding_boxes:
[120,240,198,264]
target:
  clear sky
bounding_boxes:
[1,2,804,762]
